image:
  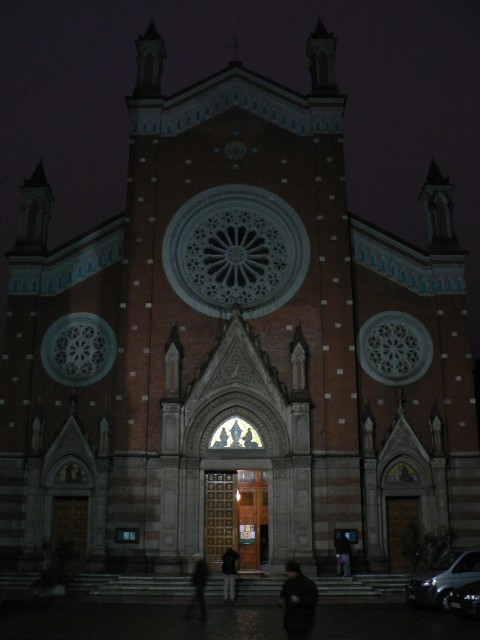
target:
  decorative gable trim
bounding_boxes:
[379,412,430,466]
[42,415,96,485]
[182,307,292,457]
[185,308,288,410]
[128,68,345,136]
[351,216,466,296]
[8,216,125,297]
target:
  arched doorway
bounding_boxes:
[203,417,269,571]
[203,468,269,573]
[382,460,423,571]
[47,458,92,573]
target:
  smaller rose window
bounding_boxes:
[41,313,117,387]
[358,312,433,386]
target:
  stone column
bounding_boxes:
[90,457,110,570]
[161,402,182,455]
[291,403,311,454]
[431,457,449,530]
[362,457,385,571]
[19,457,42,568]
[156,455,181,574]
[291,455,316,575]
[178,457,201,566]
[270,457,291,574]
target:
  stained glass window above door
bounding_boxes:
[208,416,264,449]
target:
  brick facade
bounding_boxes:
[0,20,478,575]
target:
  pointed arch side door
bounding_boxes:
[386,496,419,571]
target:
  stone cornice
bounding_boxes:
[127,66,345,137]
[8,216,125,297]
[351,216,466,296]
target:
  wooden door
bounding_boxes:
[52,496,88,573]
[386,497,419,571]
[237,470,268,571]
[205,472,237,571]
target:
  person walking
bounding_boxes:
[334,533,352,577]
[185,552,209,620]
[221,547,239,603]
[279,561,318,640]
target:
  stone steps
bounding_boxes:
[0,571,410,602]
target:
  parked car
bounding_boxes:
[445,580,480,618]
[406,548,480,611]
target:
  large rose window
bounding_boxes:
[162,185,310,318]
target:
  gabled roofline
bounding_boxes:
[128,61,345,106]
[126,63,346,137]
[7,213,126,297]
[350,213,468,297]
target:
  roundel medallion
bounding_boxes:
[224,141,247,160]
[41,312,117,387]
[358,311,433,386]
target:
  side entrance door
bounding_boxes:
[386,496,419,571]
[52,496,89,573]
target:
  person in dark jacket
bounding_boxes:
[221,547,239,603]
[279,561,318,640]
[185,552,209,620]
[334,533,352,577]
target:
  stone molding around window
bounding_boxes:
[41,312,117,387]
[357,311,433,386]
[162,185,310,319]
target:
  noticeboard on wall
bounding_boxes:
[115,528,139,544]
[239,524,255,544]
[334,528,358,544]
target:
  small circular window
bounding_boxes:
[358,312,433,386]
[41,313,117,387]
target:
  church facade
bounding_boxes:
[1,20,479,576]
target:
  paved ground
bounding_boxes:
[1,601,479,640]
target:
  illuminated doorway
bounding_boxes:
[204,469,268,572]
[237,470,268,572]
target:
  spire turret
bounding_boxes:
[13,160,54,255]
[164,324,183,399]
[306,16,339,96]
[133,21,167,98]
[420,157,459,252]
[290,323,310,401]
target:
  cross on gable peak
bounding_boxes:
[226,37,243,64]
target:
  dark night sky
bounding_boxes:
[1,0,479,361]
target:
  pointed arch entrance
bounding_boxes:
[191,404,276,573]
[204,417,268,571]
[158,311,315,576]
[159,394,315,575]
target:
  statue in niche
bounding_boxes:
[242,427,258,449]
[212,427,229,449]
[55,462,88,484]
[209,418,264,449]
[230,419,243,448]
[387,462,418,484]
